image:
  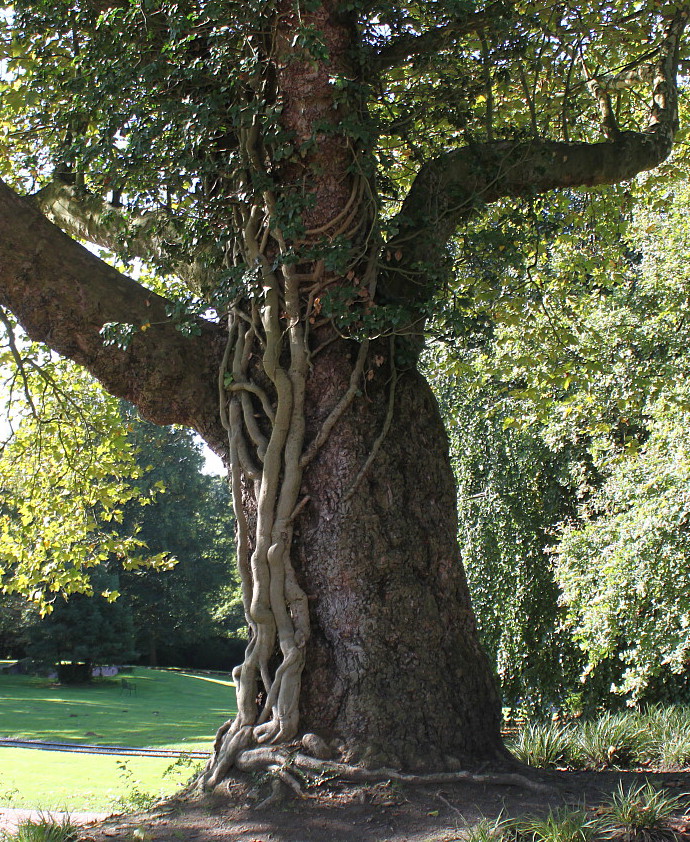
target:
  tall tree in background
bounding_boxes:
[26,566,137,681]
[118,418,241,669]
[0,0,687,783]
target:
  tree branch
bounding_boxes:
[383,8,688,304]
[370,3,507,73]
[0,177,228,456]
[32,179,219,291]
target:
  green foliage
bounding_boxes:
[113,761,159,811]
[428,157,690,708]
[569,712,652,771]
[557,409,690,702]
[509,707,690,772]
[507,721,572,769]
[463,817,516,842]
[596,782,683,842]
[116,416,241,666]
[0,341,170,611]
[8,408,242,669]
[0,592,36,658]
[516,809,596,842]
[25,567,137,672]
[429,347,581,709]
[548,179,690,703]
[1,815,78,842]
[639,706,690,771]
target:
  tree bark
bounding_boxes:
[297,339,504,768]
[0,177,227,455]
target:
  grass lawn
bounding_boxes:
[0,667,238,811]
[0,747,197,812]
[0,667,237,749]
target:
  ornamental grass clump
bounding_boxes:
[516,808,596,842]
[596,781,683,842]
[508,721,573,769]
[638,706,690,770]
[2,815,78,842]
[570,712,652,770]
[464,816,517,842]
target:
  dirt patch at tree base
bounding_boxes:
[74,770,690,842]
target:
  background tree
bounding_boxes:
[0,0,688,785]
[431,359,581,712]
[0,592,35,659]
[26,566,137,682]
[117,416,242,670]
[0,340,168,606]
[433,148,690,712]
[0,396,243,672]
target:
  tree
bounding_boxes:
[432,150,690,710]
[0,348,168,605]
[26,566,137,681]
[0,0,688,785]
[549,176,690,705]
[117,416,242,669]
[431,358,581,712]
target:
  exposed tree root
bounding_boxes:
[207,743,556,802]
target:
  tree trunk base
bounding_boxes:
[202,738,553,805]
[202,732,553,807]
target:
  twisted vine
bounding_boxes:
[202,92,377,786]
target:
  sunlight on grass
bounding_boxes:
[0,748,199,812]
[0,667,237,750]
[0,667,236,811]
[177,672,235,688]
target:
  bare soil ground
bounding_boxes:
[68,769,690,842]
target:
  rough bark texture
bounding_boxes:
[296,339,504,769]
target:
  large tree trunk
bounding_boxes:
[297,339,504,769]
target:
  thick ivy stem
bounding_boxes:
[205,207,316,785]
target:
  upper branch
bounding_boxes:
[369,3,506,73]
[33,180,220,291]
[0,177,228,456]
[383,8,688,304]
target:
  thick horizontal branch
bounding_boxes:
[0,177,228,457]
[592,62,657,92]
[384,132,671,303]
[33,180,220,291]
[383,8,687,304]
[370,2,506,73]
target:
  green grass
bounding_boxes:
[0,747,198,812]
[0,667,237,750]
[0,667,237,812]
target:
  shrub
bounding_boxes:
[570,712,651,770]
[2,815,77,842]
[516,809,596,842]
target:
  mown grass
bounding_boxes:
[0,667,237,811]
[0,748,197,812]
[0,667,237,750]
